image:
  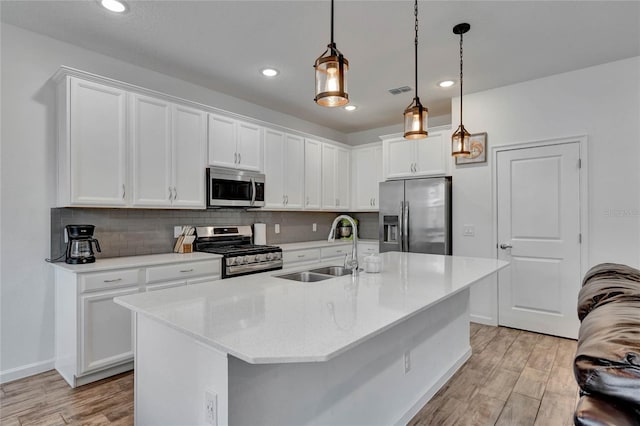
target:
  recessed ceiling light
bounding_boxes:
[260,68,279,77]
[344,105,357,111]
[438,80,455,88]
[99,0,128,13]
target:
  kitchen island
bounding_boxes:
[115,252,508,425]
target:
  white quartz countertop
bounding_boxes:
[48,252,222,273]
[278,239,378,251]
[115,252,507,364]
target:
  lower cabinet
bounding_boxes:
[282,241,378,269]
[54,256,221,388]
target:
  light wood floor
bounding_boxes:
[1,324,578,425]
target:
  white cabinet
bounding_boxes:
[282,248,321,267]
[80,286,138,374]
[304,138,322,209]
[58,77,128,207]
[171,104,207,207]
[264,129,305,209]
[130,96,206,208]
[53,255,221,387]
[321,144,350,210]
[208,114,263,172]
[352,144,383,210]
[383,129,449,180]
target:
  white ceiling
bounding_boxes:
[1,1,639,134]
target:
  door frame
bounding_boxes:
[491,135,590,283]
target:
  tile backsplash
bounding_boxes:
[51,208,379,259]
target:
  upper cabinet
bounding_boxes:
[382,129,450,180]
[60,77,128,207]
[55,71,206,209]
[321,144,350,210]
[264,129,304,209]
[208,114,263,172]
[352,144,383,211]
[304,138,322,209]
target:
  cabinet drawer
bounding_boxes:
[320,245,350,259]
[283,248,320,265]
[359,243,379,255]
[80,269,141,293]
[146,260,219,284]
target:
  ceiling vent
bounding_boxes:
[388,86,412,95]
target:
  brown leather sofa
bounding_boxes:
[574,263,640,426]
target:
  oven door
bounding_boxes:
[207,168,265,208]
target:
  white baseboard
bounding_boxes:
[470,314,498,326]
[395,348,473,426]
[0,358,55,384]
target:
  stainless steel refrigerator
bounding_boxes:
[379,177,452,255]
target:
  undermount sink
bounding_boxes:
[275,266,353,282]
[308,266,353,277]
[275,271,334,282]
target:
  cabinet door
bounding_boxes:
[146,280,187,292]
[321,144,337,209]
[80,286,139,374]
[130,94,172,207]
[354,147,376,210]
[373,145,383,208]
[415,131,447,176]
[283,134,305,209]
[304,139,322,209]
[69,78,127,206]
[237,121,263,172]
[208,114,237,169]
[385,138,415,179]
[263,129,285,208]
[335,147,350,209]
[172,104,206,208]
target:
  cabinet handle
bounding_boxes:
[169,186,173,201]
[122,184,126,200]
[173,187,178,201]
[239,153,242,163]
[179,269,194,273]
[336,250,343,253]
[373,197,376,206]
[283,195,286,206]
[104,278,122,283]
[297,255,305,258]
[306,196,310,206]
[234,152,237,164]
[285,195,288,205]
[370,198,373,206]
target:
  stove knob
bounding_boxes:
[246,255,256,263]
[265,252,274,261]
[238,256,247,264]
[256,254,266,262]
[227,257,236,266]
[273,252,282,260]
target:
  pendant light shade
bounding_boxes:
[451,23,471,157]
[404,0,428,139]
[314,0,349,107]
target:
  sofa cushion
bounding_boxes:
[574,395,640,426]
[574,300,640,409]
[578,263,640,321]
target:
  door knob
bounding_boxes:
[499,243,513,250]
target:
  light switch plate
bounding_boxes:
[312,223,317,232]
[275,224,280,234]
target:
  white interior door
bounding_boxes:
[497,142,582,339]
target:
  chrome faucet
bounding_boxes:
[328,215,358,275]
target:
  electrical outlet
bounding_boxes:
[312,223,317,232]
[64,228,68,244]
[205,390,217,426]
[275,224,280,234]
[174,226,183,238]
[463,224,475,237]
[404,350,411,374]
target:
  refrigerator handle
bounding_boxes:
[403,201,410,252]
[399,201,404,251]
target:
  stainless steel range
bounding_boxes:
[194,226,282,279]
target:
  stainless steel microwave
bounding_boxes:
[206,167,265,208]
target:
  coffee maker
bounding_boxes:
[65,225,101,264]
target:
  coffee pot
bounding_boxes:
[65,224,101,264]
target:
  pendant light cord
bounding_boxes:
[414,0,419,99]
[459,30,463,126]
[330,0,335,47]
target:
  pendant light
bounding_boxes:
[403,0,428,140]
[314,0,349,107]
[451,23,471,157]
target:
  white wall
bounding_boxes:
[452,56,640,324]
[0,24,346,382]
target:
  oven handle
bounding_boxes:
[227,260,282,275]
[250,177,256,206]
